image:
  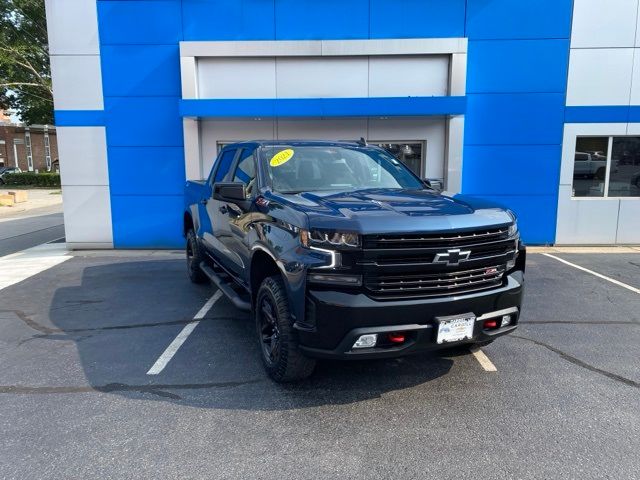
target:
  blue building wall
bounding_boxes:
[88,0,574,248]
[463,0,573,245]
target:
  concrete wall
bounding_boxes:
[557,0,640,244]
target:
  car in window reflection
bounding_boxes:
[574,152,607,180]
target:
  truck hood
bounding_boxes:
[274,189,512,234]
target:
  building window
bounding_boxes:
[371,142,424,177]
[44,126,51,171]
[24,130,34,172]
[610,137,640,197]
[573,137,640,198]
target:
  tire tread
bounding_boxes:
[257,276,316,382]
[186,229,208,284]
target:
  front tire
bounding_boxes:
[255,276,316,382]
[186,229,207,284]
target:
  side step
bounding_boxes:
[199,262,251,311]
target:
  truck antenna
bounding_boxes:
[357,137,367,146]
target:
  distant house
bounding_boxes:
[0,124,58,172]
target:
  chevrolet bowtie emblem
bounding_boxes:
[433,248,471,266]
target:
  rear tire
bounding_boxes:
[255,275,316,382]
[186,229,207,284]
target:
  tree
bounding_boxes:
[0,0,53,125]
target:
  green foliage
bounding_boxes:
[3,172,60,186]
[0,0,53,125]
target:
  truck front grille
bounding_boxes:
[359,226,516,300]
[363,227,509,250]
[364,265,505,299]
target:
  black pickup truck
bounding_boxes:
[184,140,525,382]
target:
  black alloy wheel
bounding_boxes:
[186,229,207,284]
[259,296,281,365]
[254,276,316,382]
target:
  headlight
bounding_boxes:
[506,210,518,238]
[300,229,360,249]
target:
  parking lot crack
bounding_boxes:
[17,333,94,346]
[0,379,264,395]
[49,299,105,312]
[0,309,61,334]
[47,315,243,334]
[512,335,640,389]
[2,311,240,337]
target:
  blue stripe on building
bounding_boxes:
[179,97,467,119]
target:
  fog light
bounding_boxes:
[500,315,512,327]
[483,319,498,329]
[387,332,406,344]
[353,334,378,349]
[506,259,516,270]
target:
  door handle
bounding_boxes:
[200,198,208,205]
[219,205,228,214]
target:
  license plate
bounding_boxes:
[436,314,476,344]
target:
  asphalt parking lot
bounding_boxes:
[1,248,639,479]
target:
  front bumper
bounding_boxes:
[297,271,524,360]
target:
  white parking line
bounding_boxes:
[0,243,70,291]
[543,253,640,295]
[470,347,498,372]
[146,290,223,375]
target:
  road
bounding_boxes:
[0,248,638,479]
[0,204,64,257]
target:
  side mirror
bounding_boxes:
[213,182,246,202]
[423,178,443,192]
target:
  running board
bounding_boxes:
[199,262,251,311]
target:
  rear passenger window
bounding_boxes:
[212,149,237,184]
[232,149,257,198]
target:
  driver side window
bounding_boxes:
[232,148,257,198]
[211,148,237,185]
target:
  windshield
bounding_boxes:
[261,145,424,194]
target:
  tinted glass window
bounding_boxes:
[610,137,640,197]
[572,136,640,198]
[572,137,608,197]
[232,149,257,197]
[213,149,236,183]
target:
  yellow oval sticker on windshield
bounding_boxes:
[270,149,294,167]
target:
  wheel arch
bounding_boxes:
[250,248,282,300]
[183,208,200,237]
